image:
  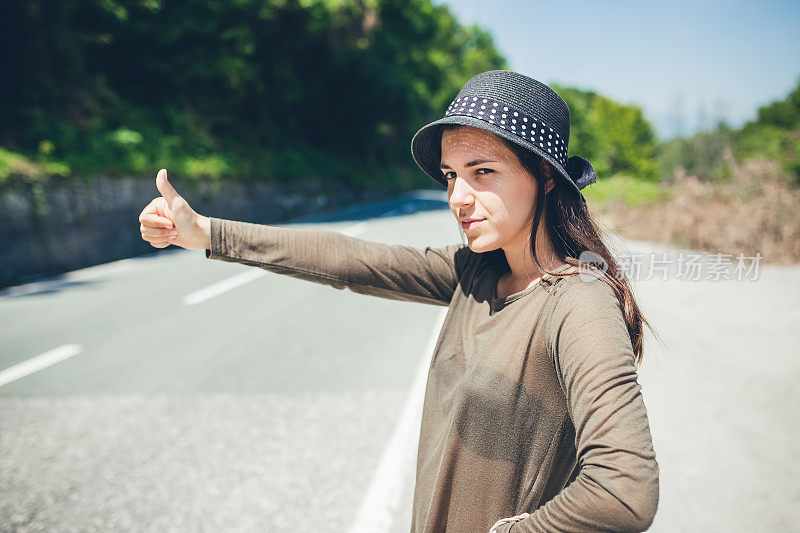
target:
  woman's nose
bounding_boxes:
[448,176,474,208]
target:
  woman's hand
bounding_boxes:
[488,512,530,532]
[138,169,211,250]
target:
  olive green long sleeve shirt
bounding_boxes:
[204,217,660,532]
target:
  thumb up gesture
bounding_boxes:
[138,169,210,250]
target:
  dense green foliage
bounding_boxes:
[552,85,660,181]
[1,0,796,195]
[0,0,507,188]
[734,77,800,185]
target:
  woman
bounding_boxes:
[139,70,660,532]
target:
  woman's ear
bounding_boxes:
[540,160,555,194]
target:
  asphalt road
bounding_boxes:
[1,191,798,532]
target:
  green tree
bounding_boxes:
[734,76,800,185]
[0,0,507,188]
[552,85,659,181]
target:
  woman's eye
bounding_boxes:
[443,168,493,181]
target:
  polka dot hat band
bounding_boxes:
[410,69,597,200]
[445,95,568,168]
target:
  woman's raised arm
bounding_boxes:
[139,169,466,306]
[204,216,465,306]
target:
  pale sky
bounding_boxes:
[436,0,800,140]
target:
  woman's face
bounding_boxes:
[440,125,542,254]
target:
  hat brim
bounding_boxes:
[410,114,582,197]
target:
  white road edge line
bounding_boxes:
[0,344,83,388]
[347,306,449,533]
[184,222,368,305]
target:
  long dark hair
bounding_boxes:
[441,123,661,365]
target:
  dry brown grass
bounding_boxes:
[592,148,800,265]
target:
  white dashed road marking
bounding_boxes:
[0,344,83,388]
[184,222,369,305]
[183,269,267,305]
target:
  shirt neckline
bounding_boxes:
[489,263,576,307]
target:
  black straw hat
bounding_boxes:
[410,70,597,200]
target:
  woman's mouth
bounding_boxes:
[460,219,485,230]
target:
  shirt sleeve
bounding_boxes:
[495,278,660,532]
[204,216,465,306]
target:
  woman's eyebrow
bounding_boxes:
[440,158,498,170]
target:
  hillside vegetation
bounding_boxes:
[1,1,797,262]
[1,0,678,192]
